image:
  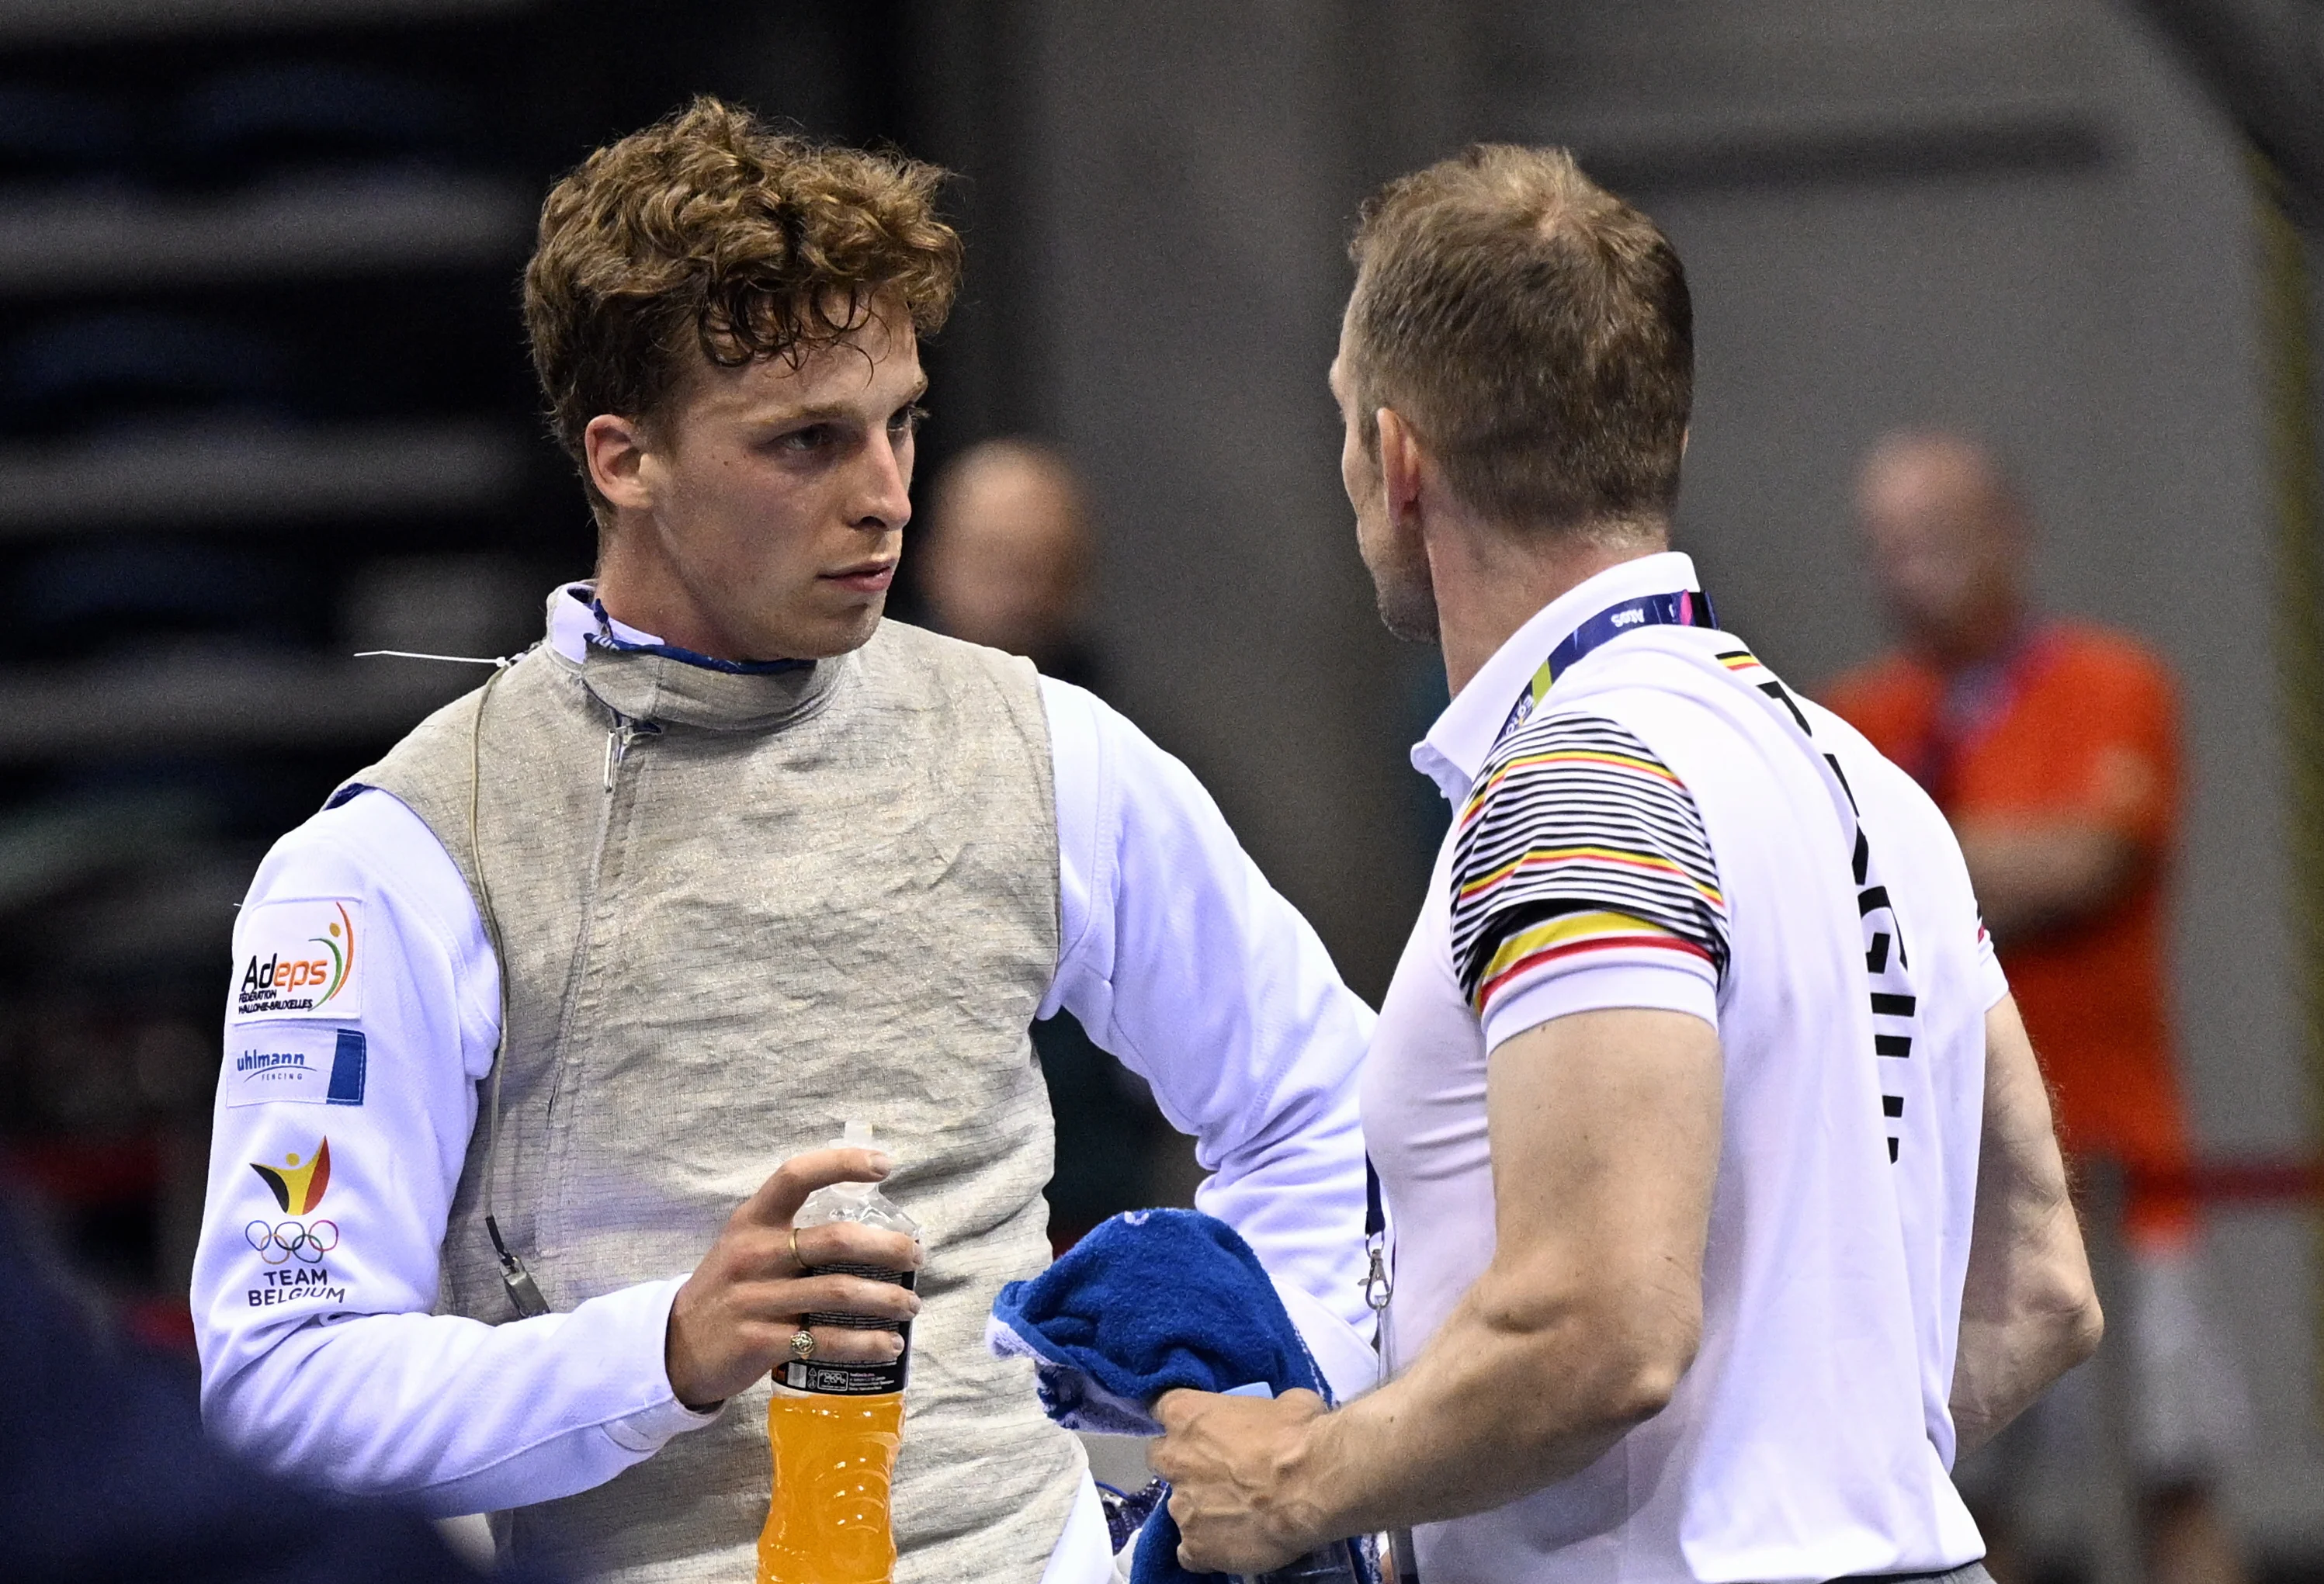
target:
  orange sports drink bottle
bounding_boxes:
[757,1122,921,1584]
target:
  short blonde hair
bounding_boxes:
[1345,145,1692,535]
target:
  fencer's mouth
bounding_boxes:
[823,560,897,593]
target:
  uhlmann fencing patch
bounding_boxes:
[234,899,362,1021]
[225,1027,367,1107]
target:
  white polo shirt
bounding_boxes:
[1364,553,2006,1582]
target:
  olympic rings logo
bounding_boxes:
[245,1218,338,1266]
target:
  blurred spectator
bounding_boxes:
[0,1191,543,1583]
[923,437,1101,690]
[921,438,1174,1246]
[1823,431,2247,1584]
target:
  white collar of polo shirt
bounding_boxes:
[1409,549,1703,805]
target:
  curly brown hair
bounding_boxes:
[1346,145,1691,538]
[523,96,963,521]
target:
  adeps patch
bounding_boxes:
[234,899,362,1021]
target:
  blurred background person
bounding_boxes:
[921,437,1183,1247]
[0,1191,546,1584]
[1824,430,2249,1584]
[924,438,1102,691]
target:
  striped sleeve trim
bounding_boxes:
[1450,712,1729,1016]
[1476,909,1715,1007]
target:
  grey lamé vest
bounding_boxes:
[345,596,1084,1583]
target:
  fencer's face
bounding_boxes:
[1332,321,1438,645]
[595,301,924,661]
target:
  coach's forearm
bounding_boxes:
[1286,1010,1714,1540]
[1291,1267,1698,1537]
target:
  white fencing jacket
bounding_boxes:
[193,594,1376,1582]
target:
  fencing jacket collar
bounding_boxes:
[544,582,847,734]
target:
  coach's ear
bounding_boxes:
[584,412,657,517]
[1377,407,1425,534]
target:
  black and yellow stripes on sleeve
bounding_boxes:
[1448,712,1729,1016]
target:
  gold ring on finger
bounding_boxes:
[789,1328,816,1361]
[789,1226,803,1269]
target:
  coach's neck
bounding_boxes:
[1373,406,1673,696]
[1431,527,1663,696]
[1427,510,1669,698]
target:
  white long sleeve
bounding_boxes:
[1038,677,1375,1339]
[191,643,1376,1520]
[191,789,717,1516]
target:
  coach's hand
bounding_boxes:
[1153,1386,1335,1575]
[664,1146,921,1410]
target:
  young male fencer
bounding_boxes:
[190,99,1375,1584]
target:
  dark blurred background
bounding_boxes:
[2,0,2322,1574]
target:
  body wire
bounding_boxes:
[465,660,548,1316]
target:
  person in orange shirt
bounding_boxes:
[1826,430,2246,1584]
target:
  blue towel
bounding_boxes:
[987,1208,1374,1584]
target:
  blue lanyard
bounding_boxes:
[587,597,810,676]
[1499,587,1719,741]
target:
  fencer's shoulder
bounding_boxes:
[858,619,1044,702]
[245,789,474,951]
[862,616,1022,674]
[339,644,568,806]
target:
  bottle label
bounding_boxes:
[796,1263,914,1395]
[785,1357,907,1395]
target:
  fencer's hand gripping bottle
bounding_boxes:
[756,1122,921,1584]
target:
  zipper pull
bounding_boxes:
[602,715,657,792]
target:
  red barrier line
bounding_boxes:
[0,1135,165,1204]
[2123,1159,2324,1204]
